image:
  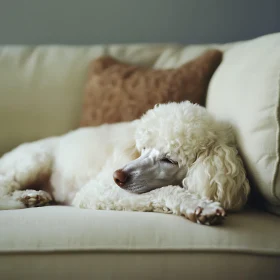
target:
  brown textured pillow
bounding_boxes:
[80,50,222,126]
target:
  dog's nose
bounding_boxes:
[113,169,128,187]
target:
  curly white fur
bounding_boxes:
[0,101,250,222]
[135,102,250,210]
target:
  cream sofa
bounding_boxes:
[0,33,280,279]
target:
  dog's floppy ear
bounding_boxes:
[183,143,250,211]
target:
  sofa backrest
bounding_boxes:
[0,42,233,155]
[0,44,171,155]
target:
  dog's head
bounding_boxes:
[113,101,250,211]
[113,101,221,193]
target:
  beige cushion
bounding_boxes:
[0,206,280,254]
[0,206,279,279]
[0,44,176,156]
[206,33,280,214]
[153,42,236,69]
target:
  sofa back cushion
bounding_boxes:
[206,33,280,214]
[0,44,175,155]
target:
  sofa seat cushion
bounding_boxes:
[1,206,280,255]
[1,207,280,279]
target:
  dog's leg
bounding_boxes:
[0,138,57,209]
[73,183,226,225]
[148,186,226,225]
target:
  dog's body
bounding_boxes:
[0,102,250,225]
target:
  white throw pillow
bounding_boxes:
[207,33,280,214]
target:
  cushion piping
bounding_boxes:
[1,246,280,256]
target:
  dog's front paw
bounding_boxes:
[182,201,226,226]
[15,190,53,207]
[194,202,226,225]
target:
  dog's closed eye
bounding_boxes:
[160,158,178,165]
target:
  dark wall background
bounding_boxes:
[0,0,279,45]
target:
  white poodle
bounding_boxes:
[0,101,250,225]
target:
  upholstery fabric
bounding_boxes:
[153,42,236,69]
[1,253,279,280]
[0,206,280,255]
[206,33,280,214]
[0,44,176,156]
[80,50,222,126]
